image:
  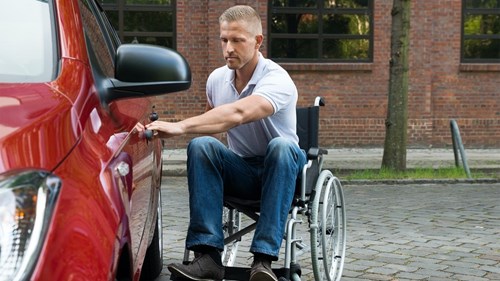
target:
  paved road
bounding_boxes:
[157,177,500,281]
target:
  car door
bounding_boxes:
[77,0,159,267]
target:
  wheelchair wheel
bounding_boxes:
[310,170,347,281]
[222,207,241,266]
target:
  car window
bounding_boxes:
[95,1,121,52]
[79,0,115,78]
[0,0,55,83]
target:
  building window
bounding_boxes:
[462,0,500,63]
[268,0,373,62]
[101,0,175,48]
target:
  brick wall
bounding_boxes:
[156,0,500,149]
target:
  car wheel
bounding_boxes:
[140,189,163,280]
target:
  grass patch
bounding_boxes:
[344,167,488,180]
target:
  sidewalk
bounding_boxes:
[162,147,500,178]
[157,179,500,281]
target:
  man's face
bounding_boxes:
[220,20,260,70]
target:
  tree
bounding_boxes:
[381,0,410,171]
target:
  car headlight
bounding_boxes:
[0,171,61,281]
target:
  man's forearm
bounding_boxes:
[179,104,243,134]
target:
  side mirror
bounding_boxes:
[105,44,191,102]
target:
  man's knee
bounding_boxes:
[187,136,224,159]
[189,136,212,147]
[266,137,303,164]
[267,137,297,154]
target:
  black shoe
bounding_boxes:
[249,259,278,281]
[167,254,225,281]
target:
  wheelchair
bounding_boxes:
[181,97,347,281]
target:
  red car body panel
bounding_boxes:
[0,82,77,172]
[0,0,164,280]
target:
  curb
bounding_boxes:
[341,178,500,185]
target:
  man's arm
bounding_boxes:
[145,95,273,138]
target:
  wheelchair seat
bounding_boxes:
[181,97,347,281]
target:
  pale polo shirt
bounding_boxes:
[206,53,299,157]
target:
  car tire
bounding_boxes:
[140,190,163,280]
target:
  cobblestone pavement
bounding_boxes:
[157,177,500,281]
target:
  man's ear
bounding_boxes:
[255,35,264,49]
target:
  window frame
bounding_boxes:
[94,0,122,51]
[267,0,374,63]
[461,0,500,63]
[100,0,176,48]
[79,0,116,78]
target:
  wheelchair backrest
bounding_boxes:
[295,104,322,196]
[296,105,320,151]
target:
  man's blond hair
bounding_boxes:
[219,5,263,36]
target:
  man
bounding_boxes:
[145,5,306,281]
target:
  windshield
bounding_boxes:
[0,0,55,83]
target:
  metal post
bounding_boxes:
[450,119,472,179]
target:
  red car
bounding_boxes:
[0,0,190,280]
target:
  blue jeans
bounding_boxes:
[185,136,306,259]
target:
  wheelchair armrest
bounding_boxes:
[307,147,328,160]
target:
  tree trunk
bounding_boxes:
[382,0,410,171]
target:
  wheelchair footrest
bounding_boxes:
[224,266,288,280]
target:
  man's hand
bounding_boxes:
[145,121,186,139]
